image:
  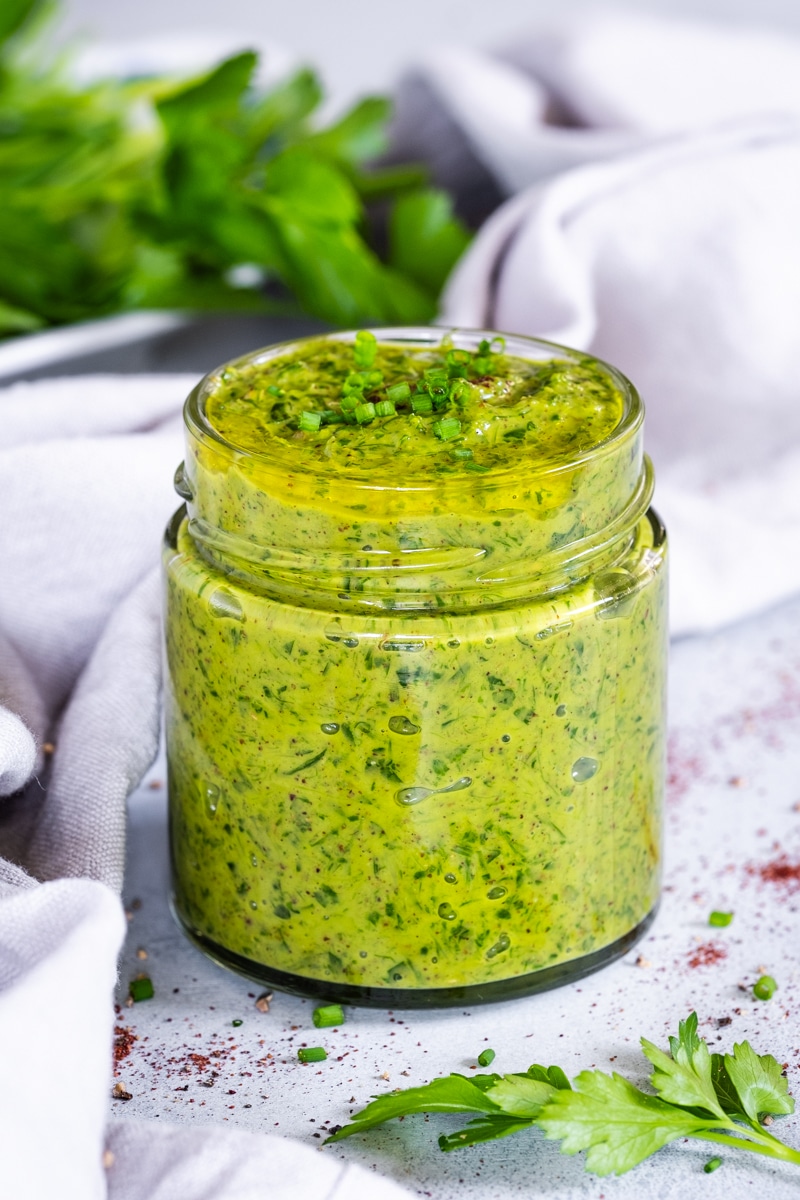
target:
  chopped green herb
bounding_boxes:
[375,400,396,418]
[704,1156,722,1173]
[446,348,471,377]
[477,1048,496,1067]
[129,976,154,1002]
[354,331,377,369]
[327,1013,800,1177]
[433,417,462,441]
[343,373,366,394]
[753,975,777,1000]
[0,5,470,336]
[298,411,322,432]
[354,401,376,424]
[313,1003,345,1028]
[411,395,433,415]
[232,1018,243,1027]
[386,381,411,404]
[708,911,733,927]
[298,1046,328,1063]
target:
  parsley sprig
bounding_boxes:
[326,1013,800,1177]
[0,0,470,336]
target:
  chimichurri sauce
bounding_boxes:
[165,331,667,999]
[204,335,625,476]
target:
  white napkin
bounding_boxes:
[393,9,800,195]
[0,374,415,1199]
[0,873,409,1200]
[424,12,800,636]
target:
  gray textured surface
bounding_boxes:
[114,595,800,1196]
[60,0,800,109]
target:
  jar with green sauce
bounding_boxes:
[163,327,667,1007]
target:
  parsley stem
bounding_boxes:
[691,1127,800,1165]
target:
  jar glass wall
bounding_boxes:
[163,328,668,1007]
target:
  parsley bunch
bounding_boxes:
[327,1013,800,1176]
[0,0,469,337]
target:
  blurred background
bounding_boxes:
[58,0,800,111]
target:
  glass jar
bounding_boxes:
[163,328,667,1007]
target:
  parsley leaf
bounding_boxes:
[438,1115,535,1152]
[723,1041,794,1123]
[325,1074,502,1141]
[485,1074,557,1118]
[641,1011,725,1117]
[326,1013,800,1177]
[537,1070,706,1176]
[0,1,470,336]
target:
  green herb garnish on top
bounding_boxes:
[326,1013,800,1177]
[205,333,626,476]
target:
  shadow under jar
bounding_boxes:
[163,327,667,1007]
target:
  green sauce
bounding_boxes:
[164,330,667,1001]
[205,336,625,475]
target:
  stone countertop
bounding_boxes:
[114,595,800,1199]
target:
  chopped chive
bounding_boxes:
[753,974,777,1000]
[704,1157,722,1174]
[424,367,448,387]
[411,395,433,415]
[323,411,346,424]
[267,385,283,396]
[375,400,396,418]
[298,1046,327,1063]
[129,976,154,1002]
[473,356,491,375]
[477,1048,495,1067]
[446,348,471,376]
[353,330,377,368]
[232,1018,243,1027]
[433,417,462,441]
[449,379,472,404]
[343,372,366,394]
[464,460,490,472]
[386,382,410,404]
[313,1003,344,1028]
[340,394,358,411]
[365,370,384,388]
[354,402,376,424]
[451,447,473,459]
[298,411,322,431]
[489,336,506,353]
[477,338,491,355]
[708,911,733,927]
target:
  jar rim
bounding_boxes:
[183,326,643,490]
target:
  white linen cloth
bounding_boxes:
[4,10,800,1196]
[0,376,411,1199]
[397,9,800,636]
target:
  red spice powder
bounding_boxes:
[113,1025,137,1071]
[687,942,727,969]
[187,1052,211,1072]
[666,733,705,806]
[747,855,800,894]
